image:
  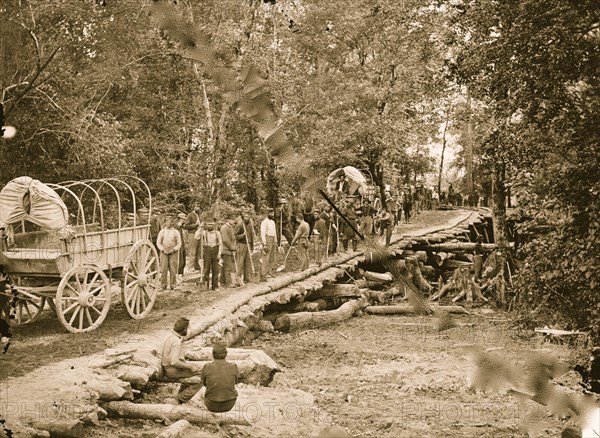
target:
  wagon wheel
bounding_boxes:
[122,240,159,319]
[56,265,111,333]
[5,276,46,326]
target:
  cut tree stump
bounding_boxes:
[433,252,454,267]
[274,299,365,333]
[431,267,487,302]
[156,419,191,438]
[104,401,251,426]
[365,305,469,315]
[392,258,432,293]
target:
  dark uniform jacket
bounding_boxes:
[234,220,254,247]
[202,360,239,402]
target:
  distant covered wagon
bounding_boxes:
[0,176,160,333]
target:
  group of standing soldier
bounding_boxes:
[148,177,438,291]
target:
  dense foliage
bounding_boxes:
[1,0,598,334]
[447,0,600,339]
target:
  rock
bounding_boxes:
[318,425,350,437]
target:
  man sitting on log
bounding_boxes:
[160,317,203,404]
[201,340,239,413]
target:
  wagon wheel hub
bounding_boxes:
[78,293,95,307]
[138,274,148,287]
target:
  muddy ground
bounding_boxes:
[2,209,594,437]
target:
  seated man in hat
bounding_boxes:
[201,340,239,413]
[160,317,203,404]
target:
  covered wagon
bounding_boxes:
[0,176,159,333]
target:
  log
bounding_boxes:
[405,258,432,293]
[308,284,361,299]
[361,270,394,283]
[183,349,280,386]
[274,299,364,333]
[29,420,85,438]
[354,279,386,290]
[156,419,191,438]
[444,259,473,269]
[361,286,404,304]
[425,243,497,252]
[118,366,155,389]
[91,353,133,369]
[294,301,322,312]
[104,401,251,426]
[365,305,469,315]
[252,320,275,332]
[85,379,134,401]
[433,252,454,267]
[414,251,428,262]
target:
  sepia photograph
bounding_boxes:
[0,0,598,437]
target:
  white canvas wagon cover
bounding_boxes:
[326,166,368,196]
[0,176,68,229]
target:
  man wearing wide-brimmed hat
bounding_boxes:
[175,213,187,281]
[260,208,277,281]
[275,197,293,248]
[198,218,222,291]
[160,317,202,404]
[156,214,182,290]
[219,213,239,288]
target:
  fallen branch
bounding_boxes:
[365,305,470,315]
[156,419,191,438]
[104,401,251,426]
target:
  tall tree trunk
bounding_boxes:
[438,107,451,196]
[465,86,474,195]
[491,161,508,306]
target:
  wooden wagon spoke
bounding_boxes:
[82,268,89,292]
[74,272,83,292]
[135,288,141,315]
[66,282,79,296]
[140,288,146,310]
[124,283,138,304]
[126,279,139,289]
[59,296,79,301]
[88,271,100,289]
[89,283,105,297]
[143,256,156,274]
[63,301,79,315]
[89,304,102,316]
[79,309,84,330]
[146,270,158,278]
[85,308,94,327]
[68,307,81,326]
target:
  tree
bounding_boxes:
[448,0,600,328]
